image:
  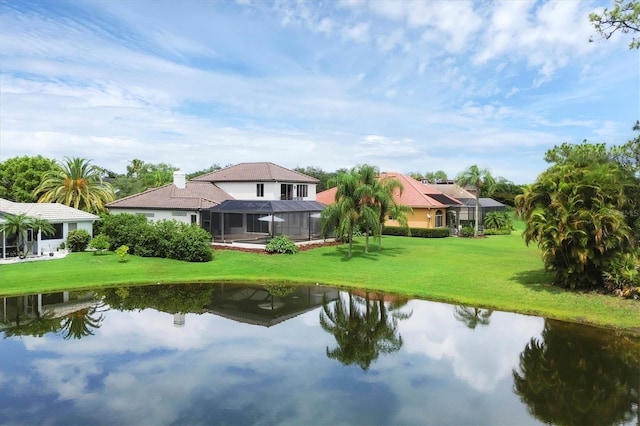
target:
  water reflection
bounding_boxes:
[320,290,412,371]
[0,284,638,425]
[513,319,640,426]
[453,305,493,329]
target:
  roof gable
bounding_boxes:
[192,162,319,183]
[106,181,232,210]
[379,172,462,208]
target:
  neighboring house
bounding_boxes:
[0,198,99,259]
[106,162,324,242]
[316,172,463,230]
[426,182,506,229]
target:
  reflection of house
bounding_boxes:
[107,162,325,242]
[0,199,99,259]
[0,291,96,328]
[206,283,339,327]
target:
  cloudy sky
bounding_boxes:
[1,0,638,183]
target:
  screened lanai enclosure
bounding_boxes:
[202,200,326,243]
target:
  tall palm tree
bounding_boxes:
[32,157,115,214]
[1,213,33,258]
[456,165,496,237]
[321,169,362,258]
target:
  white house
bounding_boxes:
[106,162,324,242]
[0,198,99,259]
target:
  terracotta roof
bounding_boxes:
[0,198,100,222]
[316,173,461,208]
[106,181,232,210]
[378,172,462,208]
[316,187,337,205]
[192,162,319,183]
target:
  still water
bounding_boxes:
[1,283,638,425]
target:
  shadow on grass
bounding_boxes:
[509,269,565,294]
[320,242,406,261]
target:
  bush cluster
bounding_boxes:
[97,213,213,262]
[265,235,298,254]
[459,226,476,237]
[382,226,449,238]
[67,229,91,252]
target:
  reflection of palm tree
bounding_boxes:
[1,301,60,339]
[319,291,409,371]
[453,305,493,329]
[513,319,640,425]
[59,304,105,340]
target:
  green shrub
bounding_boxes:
[460,226,476,237]
[265,235,298,254]
[115,245,129,263]
[89,233,110,254]
[168,223,213,262]
[58,242,66,250]
[96,214,213,262]
[67,229,91,252]
[382,226,449,238]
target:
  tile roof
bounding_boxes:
[379,172,462,208]
[0,198,100,222]
[316,173,462,208]
[192,162,319,183]
[106,181,232,210]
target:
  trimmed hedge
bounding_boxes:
[483,228,513,235]
[382,226,450,238]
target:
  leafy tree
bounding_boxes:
[109,175,148,199]
[492,177,524,207]
[456,165,496,237]
[293,166,337,192]
[126,158,146,177]
[590,0,640,49]
[33,157,115,214]
[89,233,110,254]
[0,155,57,202]
[187,163,225,180]
[407,170,448,183]
[515,142,637,290]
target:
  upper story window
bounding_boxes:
[296,184,308,199]
[256,183,264,197]
[281,184,293,200]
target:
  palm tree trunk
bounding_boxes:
[365,227,369,253]
[474,193,480,237]
[348,228,353,258]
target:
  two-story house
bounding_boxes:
[106,162,325,242]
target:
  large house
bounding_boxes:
[106,162,326,242]
[317,172,505,233]
[0,198,99,259]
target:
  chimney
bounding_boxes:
[173,171,186,189]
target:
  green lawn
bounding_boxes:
[1,229,639,332]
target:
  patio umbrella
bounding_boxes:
[258,215,285,222]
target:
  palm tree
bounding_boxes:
[32,157,115,214]
[321,169,362,258]
[453,305,493,329]
[456,165,496,237]
[59,305,105,340]
[1,213,33,258]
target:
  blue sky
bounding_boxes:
[1,0,638,183]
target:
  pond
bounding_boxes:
[1,283,638,425]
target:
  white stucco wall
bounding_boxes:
[36,220,95,254]
[216,182,317,201]
[108,208,200,225]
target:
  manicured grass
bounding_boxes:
[1,228,639,332]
